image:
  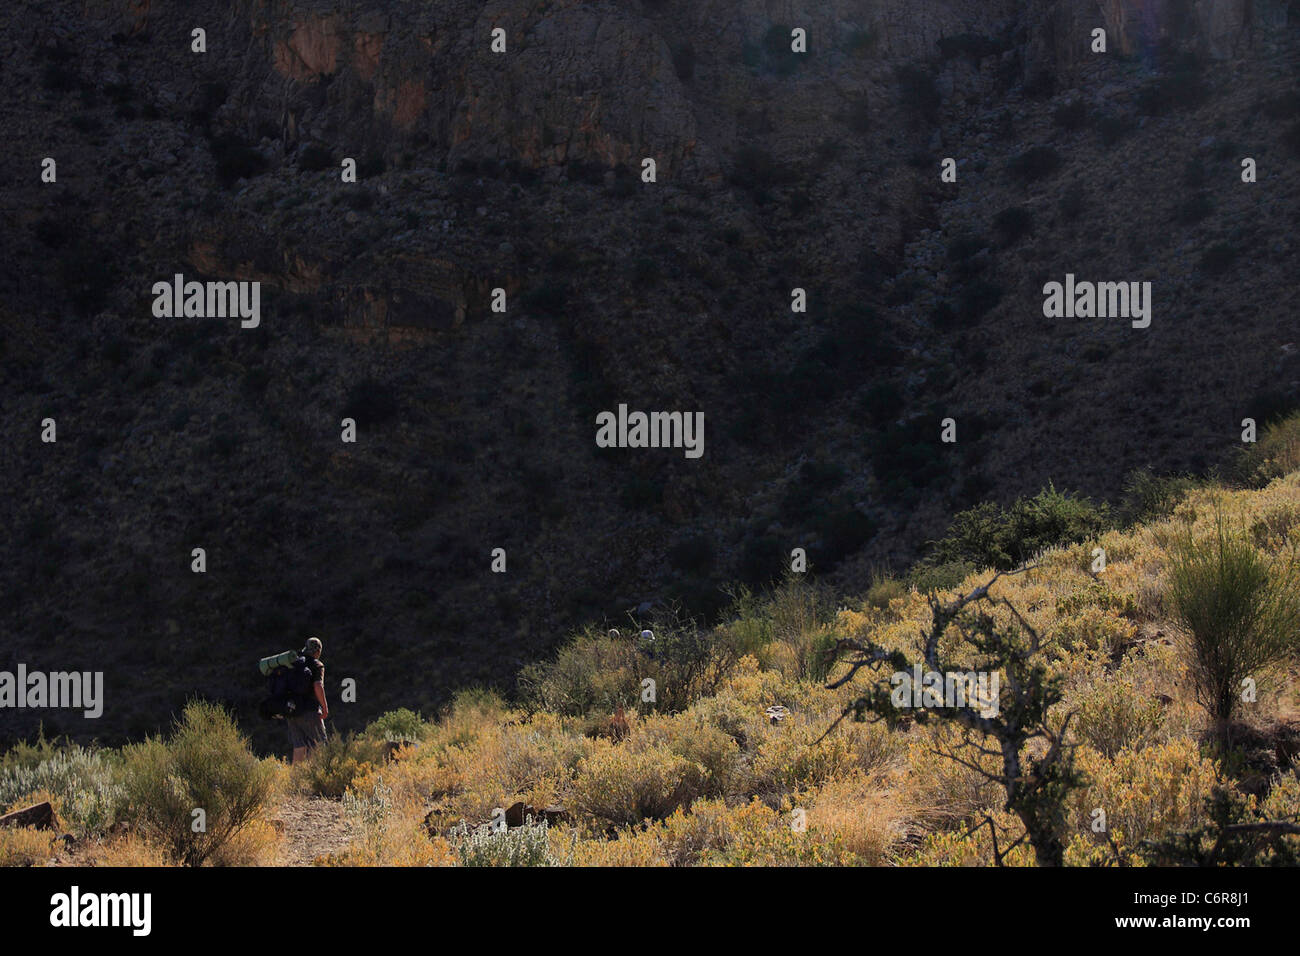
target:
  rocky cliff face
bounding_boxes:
[86,0,1026,178]
[1019,0,1287,90]
[75,1,1291,176]
[3,0,1297,748]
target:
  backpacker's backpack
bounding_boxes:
[258,651,316,720]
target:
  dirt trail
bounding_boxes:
[271,794,354,865]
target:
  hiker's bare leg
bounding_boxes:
[292,746,308,764]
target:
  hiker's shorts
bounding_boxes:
[286,713,327,750]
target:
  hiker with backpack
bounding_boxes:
[258,637,329,764]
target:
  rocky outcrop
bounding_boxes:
[238,1,709,175]
[0,801,57,831]
[90,0,1033,178]
[1025,0,1289,81]
[90,0,1292,187]
[273,13,343,81]
[503,801,570,828]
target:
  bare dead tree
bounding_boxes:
[822,570,1082,866]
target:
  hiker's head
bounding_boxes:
[304,637,323,659]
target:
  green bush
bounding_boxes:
[1234,412,1300,488]
[0,745,124,835]
[293,732,388,798]
[517,629,641,716]
[522,600,786,718]
[364,708,427,743]
[1251,505,1300,551]
[121,701,276,865]
[572,744,705,825]
[651,617,752,712]
[714,586,775,659]
[910,560,974,594]
[1118,468,1198,525]
[767,574,837,643]
[1074,678,1166,758]
[1167,517,1300,727]
[804,627,842,684]
[866,572,907,610]
[926,484,1112,572]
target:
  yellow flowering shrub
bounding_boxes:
[570,742,706,826]
[903,809,1035,866]
[1068,740,1223,862]
[697,798,856,866]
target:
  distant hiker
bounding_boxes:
[285,637,329,764]
[259,638,329,763]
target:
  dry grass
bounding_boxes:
[0,827,58,866]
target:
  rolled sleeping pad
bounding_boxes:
[258,649,299,676]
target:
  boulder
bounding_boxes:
[0,800,57,831]
[504,801,529,828]
[503,801,570,827]
[535,806,570,827]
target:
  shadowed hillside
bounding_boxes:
[3,424,1299,865]
[2,0,1298,751]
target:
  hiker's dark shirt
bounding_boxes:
[304,657,324,715]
